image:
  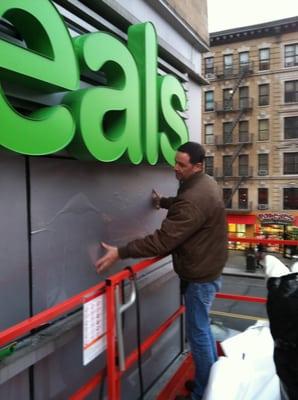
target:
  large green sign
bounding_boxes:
[0,0,189,165]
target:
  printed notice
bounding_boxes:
[83,294,106,366]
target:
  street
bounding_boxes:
[212,274,268,332]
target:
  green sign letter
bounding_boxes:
[0,0,78,155]
[128,23,158,165]
[64,32,142,163]
[158,75,189,165]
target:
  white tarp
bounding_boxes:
[203,320,281,400]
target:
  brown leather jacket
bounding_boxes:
[118,172,228,282]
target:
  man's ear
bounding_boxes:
[194,162,203,172]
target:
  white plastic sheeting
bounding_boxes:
[203,320,281,400]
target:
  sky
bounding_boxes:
[208,0,298,32]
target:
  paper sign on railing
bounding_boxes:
[83,294,106,366]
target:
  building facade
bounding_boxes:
[202,17,298,250]
[0,1,208,398]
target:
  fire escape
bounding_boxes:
[214,63,254,210]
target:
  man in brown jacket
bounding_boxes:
[96,142,228,400]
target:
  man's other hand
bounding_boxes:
[152,189,161,209]
[95,242,119,273]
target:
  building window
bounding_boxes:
[204,57,214,75]
[284,116,298,139]
[283,188,298,210]
[223,88,233,110]
[259,84,269,106]
[239,154,249,176]
[258,154,269,175]
[205,156,214,176]
[258,188,268,209]
[285,80,298,103]
[238,188,248,209]
[259,48,270,70]
[205,91,214,111]
[204,124,214,144]
[239,51,249,71]
[284,152,298,174]
[223,155,232,176]
[239,120,249,142]
[223,122,233,144]
[223,188,232,208]
[223,54,233,76]
[284,44,298,68]
[239,86,249,109]
[258,119,269,141]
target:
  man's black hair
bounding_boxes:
[177,142,205,164]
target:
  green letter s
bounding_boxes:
[158,75,189,165]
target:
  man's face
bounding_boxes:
[174,151,203,181]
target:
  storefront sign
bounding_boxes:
[0,1,189,165]
[258,213,295,225]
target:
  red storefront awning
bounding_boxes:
[227,215,256,225]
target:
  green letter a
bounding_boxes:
[64,32,142,164]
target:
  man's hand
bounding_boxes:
[152,189,161,209]
[95,242,119,273]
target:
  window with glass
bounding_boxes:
[258,188,268,209]
[238,188,248,209]
[223,54,233,76]
[284,116,298,139]
[204,57,214,75]
[259,84,269,106]
[239,120,249,142]
[258,154,269,175]
[205,91,214,111]
[284,152,298,174]
[223,88,233,110]
[283,188,298,210]
[239,154,249,176]
[284,44,298,68]
[239,86,249,109]
[223,155,233,176]
[239,51,249,71]
[285,80,298,103]
[258,119,269,141]
[259,48,270,70]
[223,122,233,144]
[205,156,214,176]
[223,188,232,208]
[204,124,214,144]
[228,224,246,249]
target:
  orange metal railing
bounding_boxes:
[0,238,297,399]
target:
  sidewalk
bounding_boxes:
[223,250,293,278]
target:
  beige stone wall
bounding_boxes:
[202,29,298,217]
[166,0,208,43]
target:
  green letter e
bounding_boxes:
[0,0,79,155]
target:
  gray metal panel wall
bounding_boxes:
[33,324,106,400]
[0,151,30,400]
[29,157,181,398]
[0,371,30,400]
[30,157,177,312]
[0,150,29,330]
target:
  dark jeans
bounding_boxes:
[184,278,222,400]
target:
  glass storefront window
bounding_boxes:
[228,223,247,250]
[229,223,236,233]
